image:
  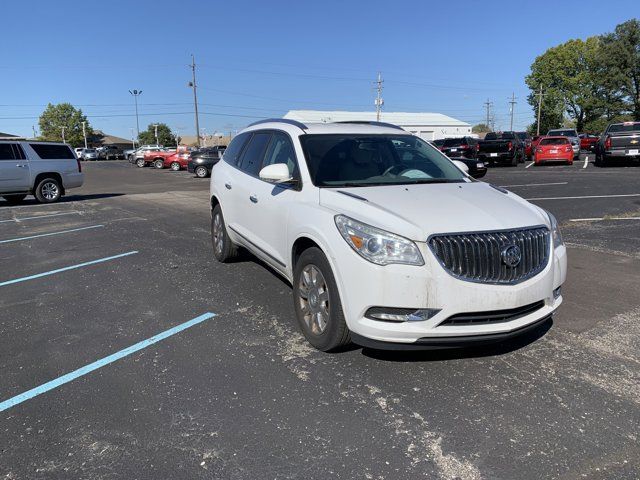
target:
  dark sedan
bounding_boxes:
[187,146,226,178]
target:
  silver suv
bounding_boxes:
[0,141,84,204]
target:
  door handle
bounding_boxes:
[249,195,258,204]
[16,164,26,168]
[225,183,232,190]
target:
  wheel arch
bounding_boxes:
[33,172,64,195]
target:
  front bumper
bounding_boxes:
[331,233,567,346]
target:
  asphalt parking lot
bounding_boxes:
[1,155,639,479]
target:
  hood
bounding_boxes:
[319,182,548,242]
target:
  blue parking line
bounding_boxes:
[0,312,216,412]
[0,224,104,244]
[0,251,138,288]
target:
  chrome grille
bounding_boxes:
[428,226,550,285]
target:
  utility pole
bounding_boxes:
[129,89,142,139]
[374,72,384,121]
[536,86,544,136]
[484,99,493,131]
[81,121,88,148]
[130,128,135,149]
[189,54,201,147]
[508,92,517,131]
[153,124,159,145]
[32,125,37,139]
[61,126,66,144]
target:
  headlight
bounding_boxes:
[546,211,563,247]
[196,158,204,163]
[334,215,424,266]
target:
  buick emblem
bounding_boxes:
[501,244,522,268]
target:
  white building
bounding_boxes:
[284,110,471,141]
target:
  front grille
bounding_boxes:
[429,226,550,285]
[439,300,545,326]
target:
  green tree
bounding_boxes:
[599,19,640,120]
[138,123,179,146]
[526,37,602,132]
[38,103,93,147]
[472,123,491,134]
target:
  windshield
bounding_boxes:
[299,134,466,187]
[548,129,576,137]
[608,123,640,133]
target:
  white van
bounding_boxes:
[0,141,84,204]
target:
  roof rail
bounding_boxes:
[334,121,405,131]
[248,118,308,130]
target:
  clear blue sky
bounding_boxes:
[1,0,637,140]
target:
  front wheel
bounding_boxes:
[35,178,61,203]
[136,158,145,168]
[2,194,27,205]
[195,166,209,178]
[211,204,238,262]
[170,162,181,171]
[293,247,351,351]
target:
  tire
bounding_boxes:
[136,158,145,168]
[170,162,181,171]
[154,159,164,169]
[211,204,238,263]
[511,155,518,166]
[34,177,61,203]
[2,194,27,205]
[195,166,209,178]
[293,246,351,351]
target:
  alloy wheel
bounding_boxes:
[297,264,329,335]
[41,182,59,200]
[212,212,224,255]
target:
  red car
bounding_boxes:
[143,149,176,168]
[534,136,573,165]
[579,133,599,152]
[163,151,190,171]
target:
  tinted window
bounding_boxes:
[222,132,251,166]
[12,144,26,160]
[540,138,569,145]
[300,134,465,187]
[262,132,298,176]
[484,133,497,140]
[30,144,75,159]
[442,138,467,147]
[238,132,271,176]
[608,123,640,133]
[0,144,15,160]
[485,132,514,140]
[547,129,577,137]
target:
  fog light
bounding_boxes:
[553,286,562,299]
[366,307,441,322]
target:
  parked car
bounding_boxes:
[595,121,640,167]
[209,119,566,351]
[187,146,227,178]
[97,145,122,160]
[74,147,83,158]
[79,148,98,161]
[431,139,446,149]
[129,145,164,164]
[0,141,84,204]
[439,137,478,159]
[579,133,599,152]
[477,131,524,166]
[534,137,574,166]
[547,129,579,158]
[516,132,532,160]
[163,151,191,171]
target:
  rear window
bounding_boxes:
[547,129,576,137]
[516,132,528,140]
[485,132,515,140]
[540,138,569,146]
[29,143,75,159]
[608,123,640,133]
[442,138,466,147]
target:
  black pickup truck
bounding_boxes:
[595,121,640,167]
[477,131,524,166]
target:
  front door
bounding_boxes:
[0,143,30,193]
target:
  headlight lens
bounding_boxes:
[546,211,563,247]
[196,158,204,163]
[335,215,424,266]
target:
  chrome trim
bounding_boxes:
[428,225,550,285]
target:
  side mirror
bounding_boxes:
[452,160,469,174]
[259,163,292,183]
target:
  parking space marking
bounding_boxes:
[583,156,589,169]
[525,162,535,169]
[0,211,81,224]
[501,182,568,188]
[0,251,138,288]
[527,193,640,201]
[570,216,640,222]
[0,225,104,244]
[0,312,216,412]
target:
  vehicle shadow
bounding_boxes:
[359,318,553,362]
[0,193,126,207]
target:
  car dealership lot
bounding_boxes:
[1,159,639,479]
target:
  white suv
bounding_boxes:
[210,120,567,351]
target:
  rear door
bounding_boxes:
[0,143,30,193]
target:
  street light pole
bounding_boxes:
[130,128,135,149]
[129,89,142,139]
[153,124,159,145]
[82,121,88,148]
